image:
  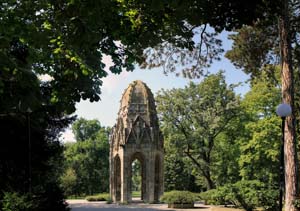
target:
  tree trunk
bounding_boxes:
[279,0,298,210]
[203,170,215,190]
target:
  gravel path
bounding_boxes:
[67,200,211,211]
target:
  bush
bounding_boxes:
[1,192,34,211]
[258,188,278,211]
[200,180,277,211]
[106,197,113,204]
[199,188,228,205]
[85,193,110,201]
[160,191,197,204]
[231,180,262,211]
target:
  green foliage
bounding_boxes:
[258,188,278,211]
[72,118,102,142]
[60,168,77,196]
[131,191,141,198]
[62,119,110,196]
[200,180,278,211]
[85,193,110,201]
[157,71,240,189]
[239,77,281,184]
[0,0,289,210]
[160,191,197,204]
[106,197,113,204]
[231,180,264,211]
[225,14,300,204]
[131,159,141,192]
[119,0,281,78]
[211,131,241,186]
[1,0,155,117]
[0,110,72,211]
[199,188,230,205]
[1,192,34,211]
[293,198,300,209]
[225,24,279,80]
[164,151,200,192]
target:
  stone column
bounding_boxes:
[121,154,129,203]
[147,153,156,203]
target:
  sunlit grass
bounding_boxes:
[85,193,110,201]
[66,195,86,199]
[131,191,141,197]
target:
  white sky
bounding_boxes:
[60,31,250,142]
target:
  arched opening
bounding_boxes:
[130,153,145,202]
[131,159,142,201]
[154,154,161,202]
[113,155,121,201]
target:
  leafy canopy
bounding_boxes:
[156,71,240,189]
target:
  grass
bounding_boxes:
[74,191,141,201]
[132,191,141,197]
[85,193,110,201]
[67,195,86,200]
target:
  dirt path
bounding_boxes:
[67,200,211,211]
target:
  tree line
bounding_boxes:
[159,71,282,210]
[60,118,110,197]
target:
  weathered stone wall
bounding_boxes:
[109,80,164,203]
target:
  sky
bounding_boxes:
[61,32,250,142]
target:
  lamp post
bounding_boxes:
[276,103,292,211]
[26,107,32,194]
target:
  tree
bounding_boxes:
[0,1,165,208]
[225,2,300,208]
[238,74,281,184]
[164,136,200,192]
[115,0,280,77]
[211,128,241,187]
[156,72,240,189]
[62,119,110,196]
[117,1,298,207]
[225,24,279,81]
[72,118,102,142]
[278,2,298,210]
[2,0,298,209]
[60,168,77,197]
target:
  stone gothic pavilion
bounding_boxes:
[109,80,164,203]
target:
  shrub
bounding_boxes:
[160,191,197,204]
[1,192,34,211]
[258,188,278,211]
[85,193,110,201]
[231,180,262,211]
[199,188,228,205]
[200,180,277,211]
[106,197,113,204]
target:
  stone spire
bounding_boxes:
[109,80,164,203]
[118,80,159,128]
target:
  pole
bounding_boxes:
[27,112,32,194]
[279,116,285,211]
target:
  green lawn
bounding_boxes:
[67,195,86,199]
[131,191,141,197]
